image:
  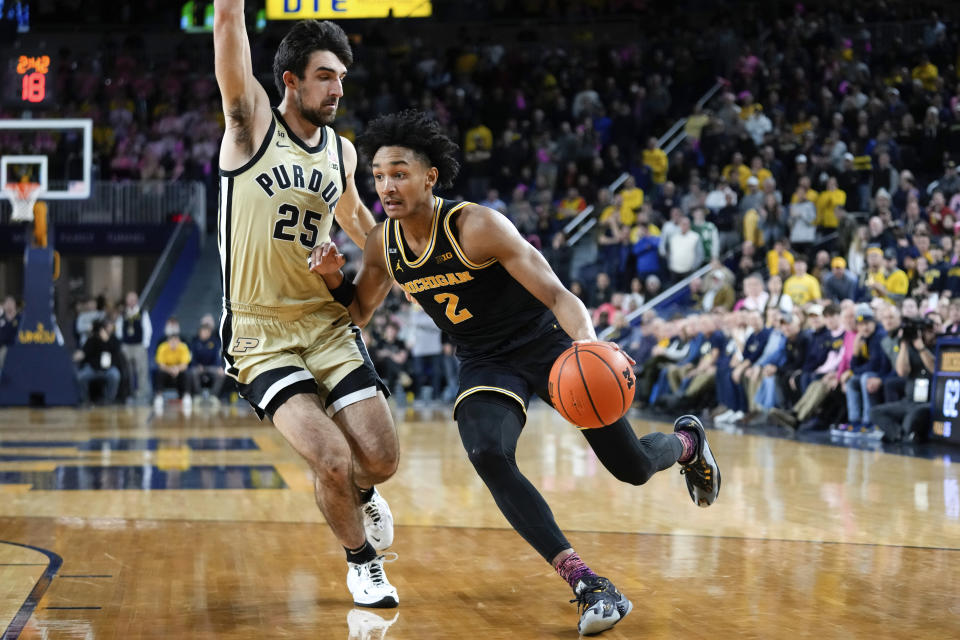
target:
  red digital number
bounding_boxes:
[21,72,45,103]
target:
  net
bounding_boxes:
[4,182,41,223]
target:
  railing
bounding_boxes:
[11,180,208,235]
[563,79,726,247]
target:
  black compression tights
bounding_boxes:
[456,393,683,562]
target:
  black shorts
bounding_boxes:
[453,325,570,419]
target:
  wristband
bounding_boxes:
[329,276,356,307]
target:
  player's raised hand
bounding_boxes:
[308,241,346,274]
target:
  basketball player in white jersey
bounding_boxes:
[214,1,399,608]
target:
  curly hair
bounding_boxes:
[273,20,353,96]
[356,110,461,189]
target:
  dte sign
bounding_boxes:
[265,0,432,19]
[283,0,347,11]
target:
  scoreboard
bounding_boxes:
[6,53,54,109]
[930,336,960,444]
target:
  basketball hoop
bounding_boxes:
[4,182,41,223]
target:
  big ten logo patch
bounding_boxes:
[232,337,260,353]
[435,251,454,265]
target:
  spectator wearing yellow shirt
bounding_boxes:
[783,258,822,306]
[597,191,623,224]
[790,175,818,205]
[815,176,846,230]
[748,156,772,188]
[861,246,908,305]
[153,318,193,412]
[619,176,644,226]
[911,54,939,92]
[766,238,795,277]
[722,152,752,192]
[556,187,586,220]
[642,137,668,186]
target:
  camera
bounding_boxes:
[897,316,933,342]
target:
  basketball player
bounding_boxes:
[213,2,399,608]
[310,110,721,635]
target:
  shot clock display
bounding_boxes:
[6,53,53,108]
[930,336,960,444]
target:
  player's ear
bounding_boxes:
[282,70,299,91]
[425,166,438,188]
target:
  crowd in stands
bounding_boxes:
[3,3,960,436]
[70,291,228,412]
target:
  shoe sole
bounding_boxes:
[353,595,399,609]
[579,597,633,635]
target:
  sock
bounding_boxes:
[345,540,377,565]
[555,552,598,590]
[357,486,375,504]
[676,429,698,464]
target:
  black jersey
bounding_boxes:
[382,197,555,359]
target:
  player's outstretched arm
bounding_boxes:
[334,137,377,249]
[457,205,597,343]
[214,0,271,165]
[309,228,393,327]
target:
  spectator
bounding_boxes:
[691,207,720,261]
[116,291,152,403]
[631,224,660,282]
[815,176,846,233]
[642,137,668,187]
[838,304,891,431]
[665,216,704,284]
[153,318,193,413]
[0,295,20,370]
[871,317,936,442]
[188,314,225,403]
[788,185,817,258]
[371,322,413,400]
[783,258,822,306]
[74,318,124,406]
[824,256,857,302]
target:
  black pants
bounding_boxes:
[871,401,930,443]
[154,370,192,398]
[457,395,681,562]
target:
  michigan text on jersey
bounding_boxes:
[400,271,474,294]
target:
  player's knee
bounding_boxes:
[311,450,352,486]
[465,442,513,475]
[612,459,656,486]
[360,448,399,484]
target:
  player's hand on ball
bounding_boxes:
[308,242,346,274]
[574,339,636,366]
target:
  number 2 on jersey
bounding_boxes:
[434,293,473,324]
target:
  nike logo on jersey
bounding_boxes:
[275,141,290,148]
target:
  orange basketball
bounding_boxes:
[548,341,636,429]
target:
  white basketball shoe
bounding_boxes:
[361,488,394,551]
[347,554,399,608]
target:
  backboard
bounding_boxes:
[0,118,92,201]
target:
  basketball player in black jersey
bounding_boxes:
[309,110,721,635]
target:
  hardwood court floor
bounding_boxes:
[0,402,958,639]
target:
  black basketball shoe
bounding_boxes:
[674,414,721,507]
[570,576,633,635]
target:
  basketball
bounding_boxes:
[548,341,636,429]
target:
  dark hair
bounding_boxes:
[273,20,353,96]
[823,303,841,317]
[356,109,461,189]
